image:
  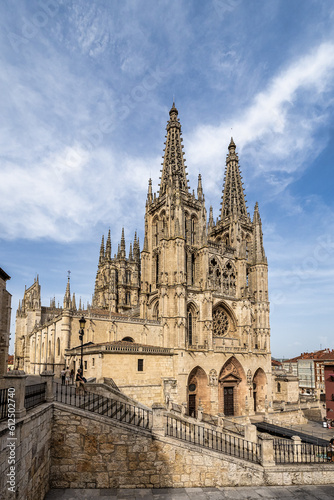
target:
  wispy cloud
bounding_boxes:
[186,42,334,201]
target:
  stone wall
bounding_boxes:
[51,405,264,489]
[51,404,334,489]
[266,409,307,426]
[0,404,52,500]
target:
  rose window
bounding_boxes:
[213,308,229,336]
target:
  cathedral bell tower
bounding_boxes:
[140,104,207,347]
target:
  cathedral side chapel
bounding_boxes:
[14,104,271,417]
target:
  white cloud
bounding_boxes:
[186,42,334,193]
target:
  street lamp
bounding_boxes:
[79,316,86,373]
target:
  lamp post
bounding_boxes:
[79,316,86,373]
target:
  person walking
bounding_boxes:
[70,368,74,385]
[65,366,71,386]
[327,438,334,462]
[60,368,66,385]
[75,369,86,395]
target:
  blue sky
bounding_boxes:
[1,0,334,358]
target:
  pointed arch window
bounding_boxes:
[153,221,158,247]
[57,337,60,357]
[191,253,195,285]
[187,304,197,346]
[188,311,193,345]
[222,261,236,296]
[155,254,159,285]
[208,257,221,288]
[153,301,159,320]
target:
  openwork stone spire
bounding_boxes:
[159,103,189,196]
[220,138,247,219]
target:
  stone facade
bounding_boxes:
[14,105,272,417]
[0,268,11,375]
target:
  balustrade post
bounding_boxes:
[218,413,224,428]
[4,370,27,419]
[258,434,275,467]
[152,403,166,436]
[292,435,302,462]
[197,405,203,421]
[40,370,55,402]
[245,423,257,443]
[181,402,187,416]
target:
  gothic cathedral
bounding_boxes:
[15,104,271,417]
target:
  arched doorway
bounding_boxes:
[187,366,210,417]
[252,368,267,413]
[218,357,246,416]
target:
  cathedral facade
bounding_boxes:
[15,104,271,417]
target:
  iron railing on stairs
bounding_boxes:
[166,415,260,463]
[54,382,152,430]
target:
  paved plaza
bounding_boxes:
[44,485,334,499]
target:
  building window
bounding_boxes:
[188,311,193,345]
[84,361,87,370]
[92,358,95,367]
[191,253,195,285]
[126,292,130,305]
[277,382,281,393]
[57,337,60,357]
[138,359,144,372]
[156,255,159,285]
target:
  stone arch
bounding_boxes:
[252,368,267,413]
[187,366,210,417]
[218,357,247,416]
[122,337,134,342]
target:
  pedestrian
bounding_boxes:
[327,438,334,462]
[75,369,85,395]
[70,368,74,385]
[65,366,71,385]
[60,367,66,385]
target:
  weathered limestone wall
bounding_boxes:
[266,409,307,426]
[51,405,264,489]
[51,404,334,489]
[0,404,52,500]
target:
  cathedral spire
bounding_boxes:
[120,228,126,258]
[220,138,248,220]
[252,202,267,264]
[159,103,189,196]
[63,275,71,309]
[197,174,203,201]
[106,230,111,260]
[208,206,214,229]
[147,178,153,204]
[99,235,105,264]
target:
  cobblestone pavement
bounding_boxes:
[44,485,334,499]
